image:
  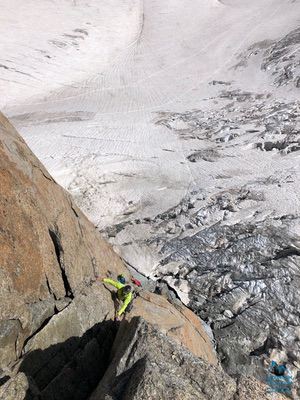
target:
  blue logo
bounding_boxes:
[266,361,293,395]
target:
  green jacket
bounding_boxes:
[103,278,133,317]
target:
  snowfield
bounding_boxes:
[1,0,300,274]
[2,0,298,228]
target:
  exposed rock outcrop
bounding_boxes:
[125,290,217,365]
[90,317,236,400]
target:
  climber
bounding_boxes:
[117,274,126,284]
[102,277,133,321]
[270,361,288,376]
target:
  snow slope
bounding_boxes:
[1,0,300,245]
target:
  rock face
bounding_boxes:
[90,317,236,400]
[0,111,128,371]
[125,290,217,365]
[0,113,220,399]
